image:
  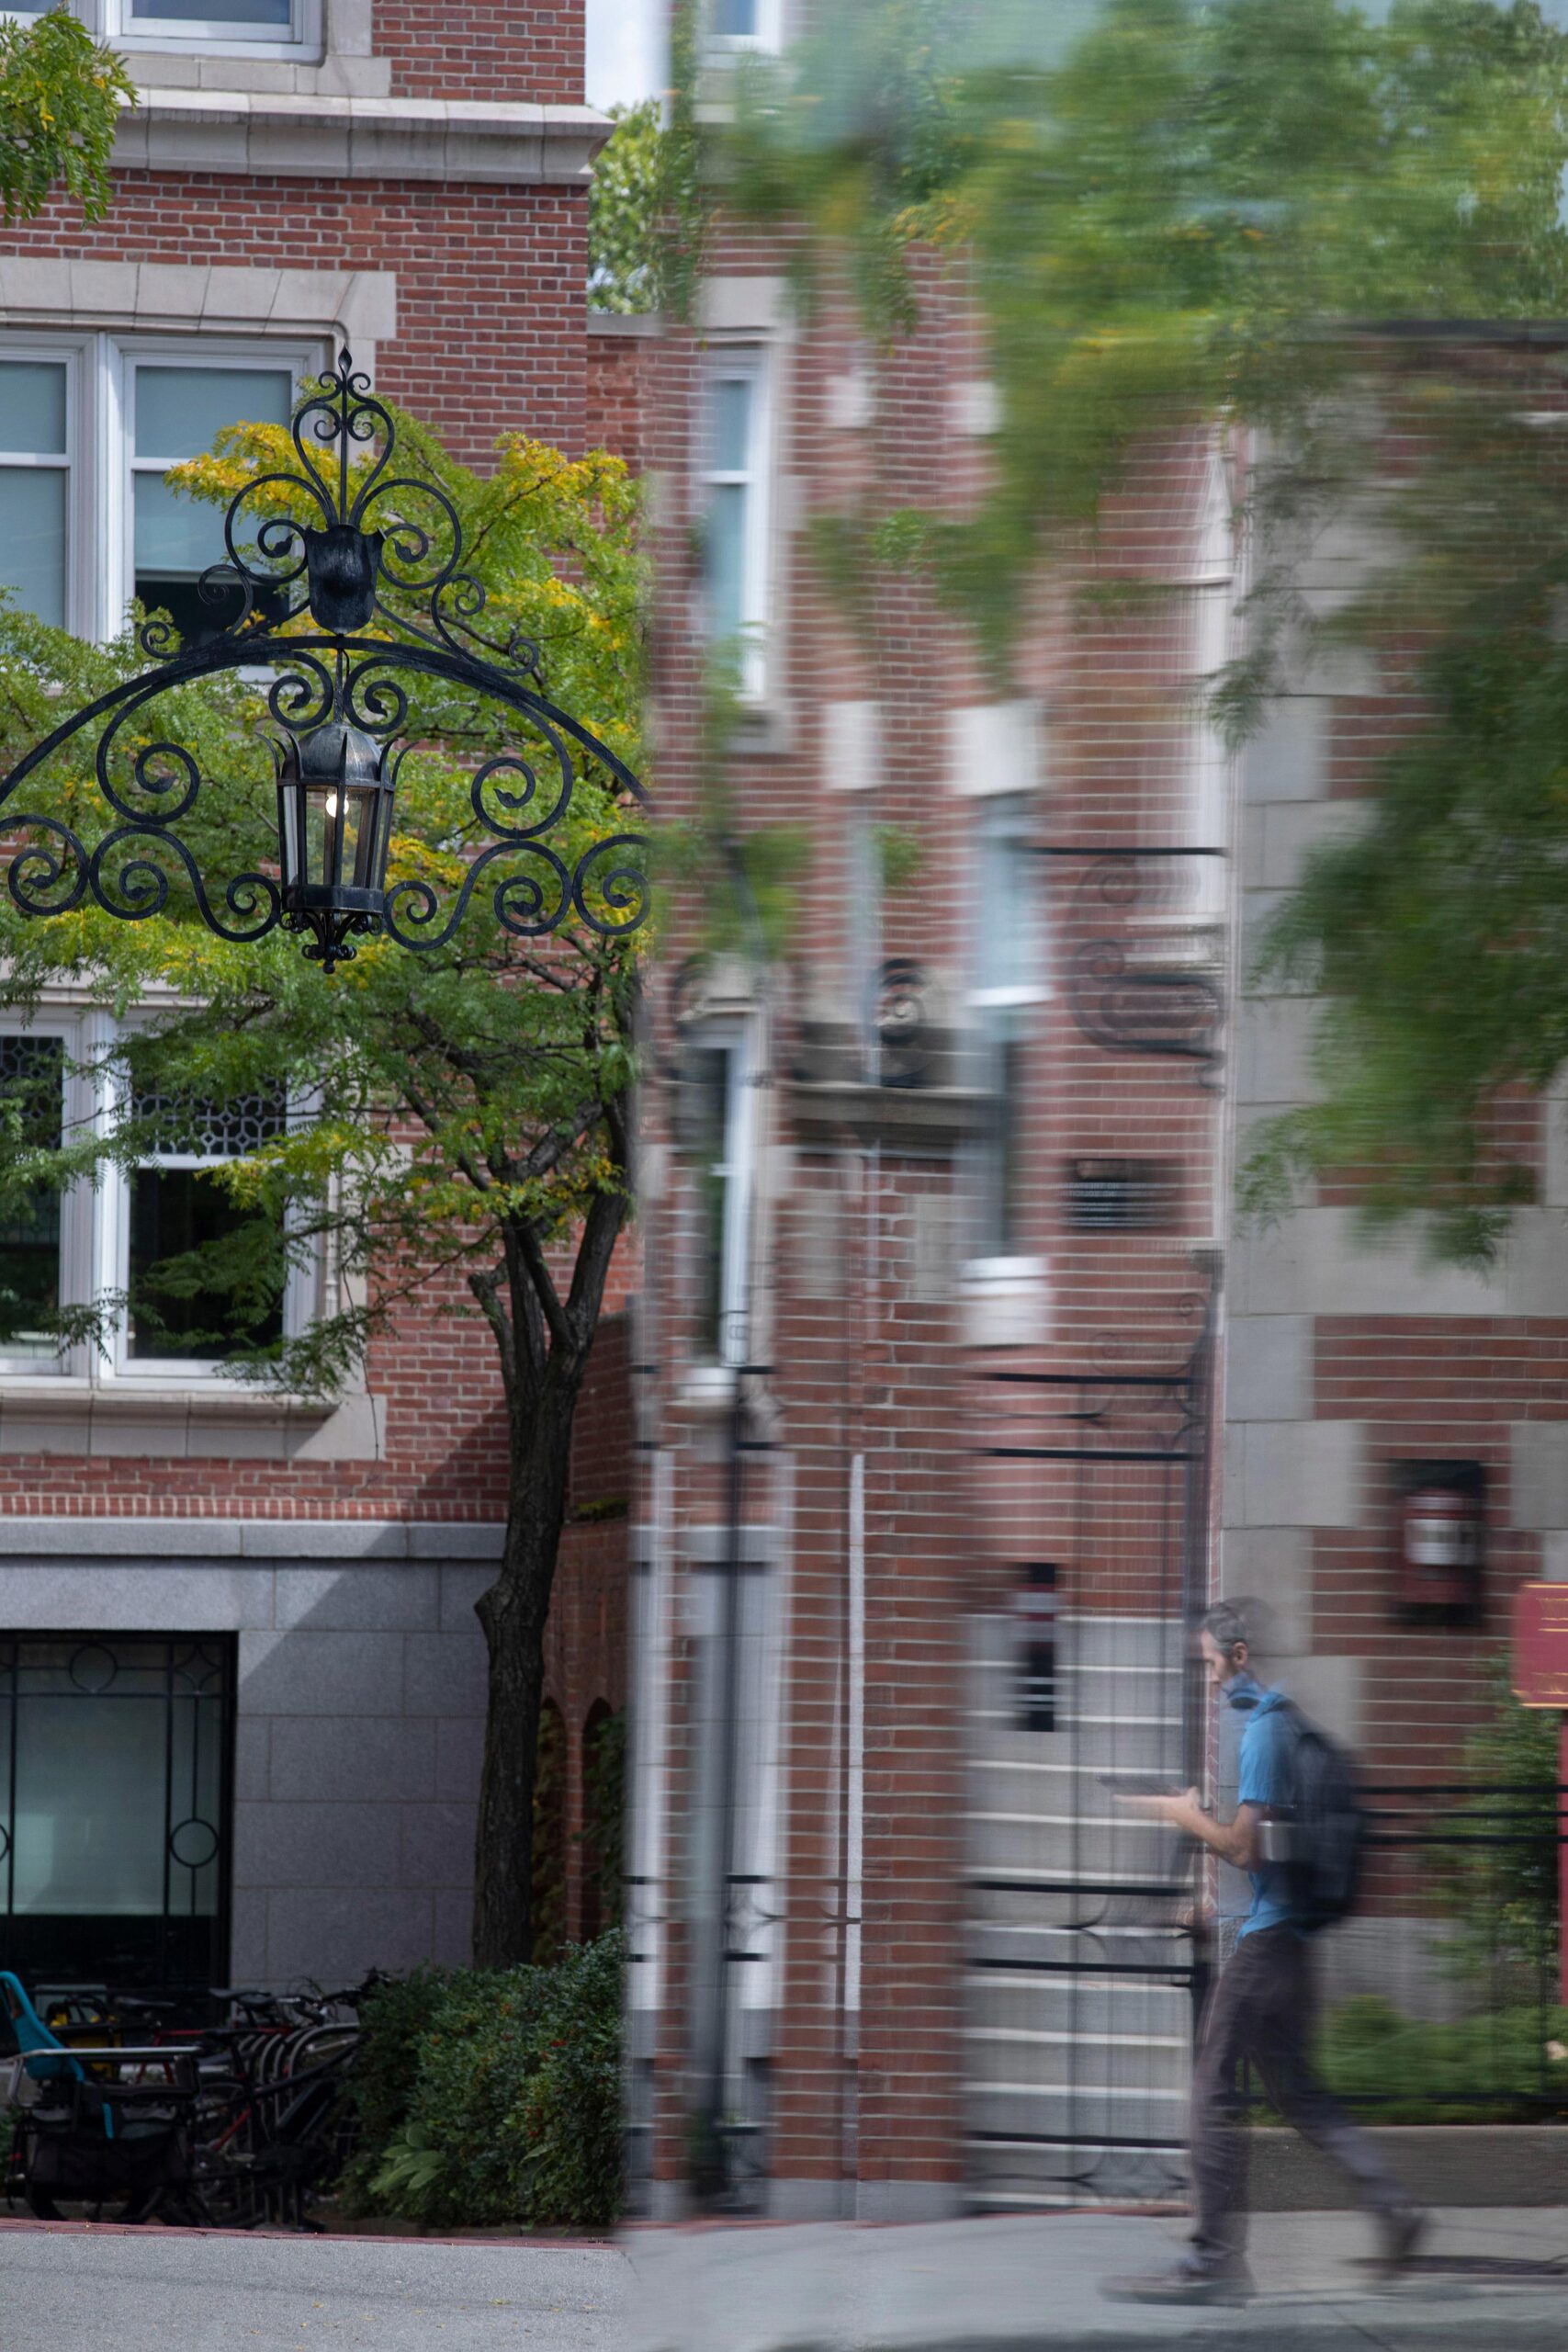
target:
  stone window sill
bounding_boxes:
[0,1378,382,1462]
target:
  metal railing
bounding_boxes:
[1254,1779,1567,2123]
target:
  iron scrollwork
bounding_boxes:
[1046,848,1225,1083]
[0,351,648,971]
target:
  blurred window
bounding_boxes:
[968,795,1044,1260]
[847,806,885,1077]
[707,0,784,46]
[700,350,772,700]
[682,1025,756,1365]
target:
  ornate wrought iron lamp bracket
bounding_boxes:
[0,351,648,972]
[1032,844,1226,1085]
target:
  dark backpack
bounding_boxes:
[1273,1700,1366,1933]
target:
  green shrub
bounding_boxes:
[506,1936,625,2226]
[348,1932,624,2230]
[338,1963,455,2214]
[1313,1994,1568,2123]
[1438,1658,1561,1994]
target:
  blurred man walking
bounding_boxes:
[1104,1601,1427,2305]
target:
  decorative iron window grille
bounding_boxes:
[0,1634,234,1990]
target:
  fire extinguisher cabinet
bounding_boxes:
[1393,1459,1485,1623]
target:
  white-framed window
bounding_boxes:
[967,795,1045,1262]
[682,1022,758,1368]
[0,334,312,647]
[0,1028,86,1372]
[699,347,773,703]
[18,0,321,61]
[109,1078,297,1378]
[0,1013,313,1387]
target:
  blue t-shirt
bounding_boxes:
[1230,1679,1302,1939]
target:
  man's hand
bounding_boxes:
[1114,1783,1204,1835]
[1114,1787,1261,1871]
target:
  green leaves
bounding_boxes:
[711,0,1568,662]
[0,9,133,227]
[348,1938,625,2229]
[589,100,664,314]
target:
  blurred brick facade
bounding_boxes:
[630,238,1233,2216]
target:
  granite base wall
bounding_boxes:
[0,1518,502,1986]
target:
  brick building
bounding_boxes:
[628,217,1235,2208]
[628,37,1562,2228]
[0,0,635,1990]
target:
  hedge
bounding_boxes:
[341,1930,623,2229]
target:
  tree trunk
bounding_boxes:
[470,1365,581,1969]
[465,1133,629,1971]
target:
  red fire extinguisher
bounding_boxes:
[1400,1480,1483,1612]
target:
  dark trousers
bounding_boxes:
[1190,1925,1408,2266]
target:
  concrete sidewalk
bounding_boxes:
[625,2207,1568,2351]
[0,2222,633,2350]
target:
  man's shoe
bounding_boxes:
[1376,2208,1427,2278]
[1101,2257,1253,2306]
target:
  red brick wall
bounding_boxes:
[378,0,584,104]
[586,327,651,469]
[3,175,592,463]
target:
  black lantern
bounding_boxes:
[0,352,647,967]
[275,721,396,971]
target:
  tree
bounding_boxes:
[697,0,1568,1233]
[1238,377,1568,1249]
[589,100,663,314]
[709,0,1568,660]
[0,402,647,1968]
[0,8,132,224]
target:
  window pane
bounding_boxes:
[0,1037,63,1355]
[0,361,66,457]
[131,1086,286,1156]
[130,1168,284,1361]
[0,469,65,629]
[974,800,1039,998]
[169,1670,224,1920]
[709,376,753,475]
[713,0,758,31]
[134,471,222,576]
[684,1045,733,1357]
[13,1694,169,1916]
[706,481,749,644]
[131,0,293,26]
[134,368,293,643]
[133,365,292,460]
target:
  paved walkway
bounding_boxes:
[625,2207,1568,2351]
[0,2222,633,2350]
[3,2208,1563,2349]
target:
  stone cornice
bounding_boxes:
[114,91,612,185]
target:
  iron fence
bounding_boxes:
[1250,1778,1568,2124]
